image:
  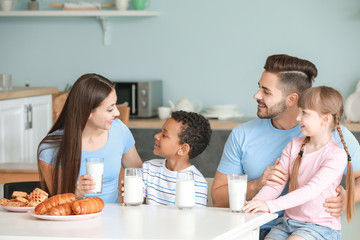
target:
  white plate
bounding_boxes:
[27,209,103,221]
[1,205,35,212]
[203,112,244,120]
[208,105,238,111]
[345,92,360,122]
[205,109,239,115]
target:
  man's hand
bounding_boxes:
[257,158,287,189]
[324,185,346,217]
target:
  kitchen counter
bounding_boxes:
[0,204,277,240]
[128,118,360,131]
[0,87,58,100]
[0,163,39,183]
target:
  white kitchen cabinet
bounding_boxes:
[0,94,52,164]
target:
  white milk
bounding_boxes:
[124,176,143,206]
[86,161,104,193]
[175,180,195,209]
[228,179,247,212]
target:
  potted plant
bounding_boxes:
[27,0,39,10]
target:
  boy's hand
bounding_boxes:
[120,180,126,206]
[242,200,270,213]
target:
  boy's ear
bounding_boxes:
[178,143,191,156]
[286,93,299,107]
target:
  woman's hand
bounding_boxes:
[242,200,270,213]
[75,174,96,199]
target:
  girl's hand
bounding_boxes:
[75,174,96,199]
[242,200,270,213]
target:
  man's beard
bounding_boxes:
[257,99,287,119]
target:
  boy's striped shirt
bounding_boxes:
[142,159,208,207]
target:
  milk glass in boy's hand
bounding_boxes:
[228,174,247,212]
[175,170,195,210]
[86,158,104,194]
[124,168,143,206]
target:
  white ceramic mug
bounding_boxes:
[115,0,128,11]
[0,74,12,91]
[175,170,195,210]
[124,168,143,206]
[1,0,14,11]
[158,106,172,120]
[227,174,247,212]
[86,158,104,194]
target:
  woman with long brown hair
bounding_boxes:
[38,73,142,203]
[243,86,355,240]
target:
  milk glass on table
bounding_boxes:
[86,158,104,194]
[228,174,247,212]
[175,170,195,210]
[124,168,143,206]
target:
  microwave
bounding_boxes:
[114,80,163,118]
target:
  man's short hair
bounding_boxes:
[171,111,212,159]
[264,54,318,95]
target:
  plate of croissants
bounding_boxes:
[0,188,49,212]
[28,193,105,221]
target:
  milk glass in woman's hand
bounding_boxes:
[176,170,195,210]
[124,168,143,206]
[228,174,247,212]
[86,158,104,194]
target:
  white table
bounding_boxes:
[0,204,277,240]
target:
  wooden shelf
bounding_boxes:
[0,10,160,45]
[0,10,159,17]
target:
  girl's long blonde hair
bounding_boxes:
[289,86,355,222]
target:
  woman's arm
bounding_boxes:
[121,145,142,168]
[38,160,59,196]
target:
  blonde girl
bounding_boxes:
[243,86,354,240]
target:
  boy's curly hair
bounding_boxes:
[171,111,212,159]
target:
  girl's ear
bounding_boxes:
[286,93,299,107]
[178,143,190,156]
[322,113,333,125]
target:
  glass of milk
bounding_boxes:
[175,170,195,210]
[227,174,247,212]
[86,158,104,194]
[124,168,143,206]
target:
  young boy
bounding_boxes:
[142,110,212,207]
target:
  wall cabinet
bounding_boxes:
[0,94,52,164]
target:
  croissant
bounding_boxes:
[72,197,104,215]
[35,193,76,215]
[49,202,73,216]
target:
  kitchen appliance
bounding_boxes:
[114,80,162,118]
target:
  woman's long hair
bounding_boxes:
[289,86,355,222]
[37,73,114,196]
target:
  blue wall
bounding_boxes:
[1,0,360,116]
